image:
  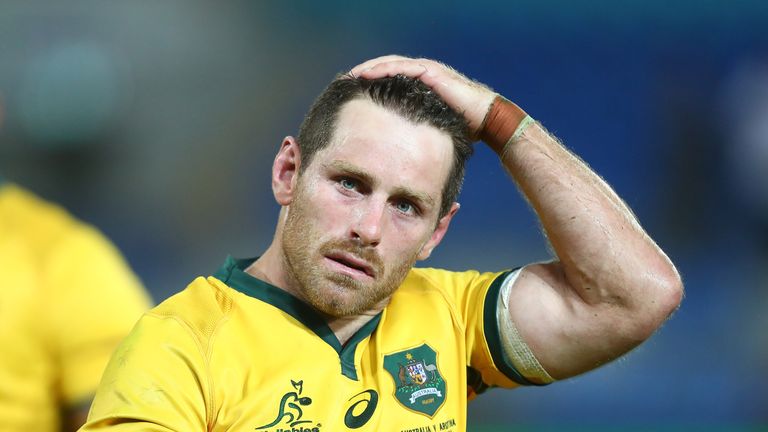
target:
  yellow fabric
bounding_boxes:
[0,183,152,432]
[83,257,521,432]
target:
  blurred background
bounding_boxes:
[1,1,766,430]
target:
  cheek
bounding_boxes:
[384,220,433,257]
[303,185,352,232]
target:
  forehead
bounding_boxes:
[316,98,454,199]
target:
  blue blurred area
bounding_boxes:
[1,1,766,429]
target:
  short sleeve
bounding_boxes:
[81,313,210,431]
[418,268,530,392]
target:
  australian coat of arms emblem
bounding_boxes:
[383,343,446,417]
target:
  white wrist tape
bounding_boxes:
[496,267,555,384]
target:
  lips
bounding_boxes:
[324,251,376,279]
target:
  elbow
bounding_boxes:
[631,265,684,341]
[654,264,684,319]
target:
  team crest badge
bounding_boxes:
[383,343,446,417]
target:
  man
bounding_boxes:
[81,56,683,431]
[0,180,152,431]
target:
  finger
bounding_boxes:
[359,61,457,97]
[349,55,411,76]
[349,56,405,76]
[358,61,432,80]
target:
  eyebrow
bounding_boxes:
[325,160,437,210]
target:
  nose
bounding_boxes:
[351,200,384,247]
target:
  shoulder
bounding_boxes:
[0,184,80,251]
[0,184,150,308]
[396,267,512,318]
[405,267,482,284]
[147,276,235,346]
[0,183,126,266]
[402,267,503,295]
[394,267,507,310]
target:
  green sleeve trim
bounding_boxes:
[482,270,547,387]
[466,366,490,396]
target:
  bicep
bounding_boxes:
[507,262,645,379]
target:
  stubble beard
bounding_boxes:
[281,190,419,318]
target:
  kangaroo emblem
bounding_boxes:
[255,380,313,429]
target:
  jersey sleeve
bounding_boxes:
[81,313,211,431]
[44,224,153,408]
[420,268,535,393]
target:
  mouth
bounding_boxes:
[324,251,376,280]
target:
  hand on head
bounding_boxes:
[350,55,497,137]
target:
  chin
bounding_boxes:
[313,296,364,318]
[308,289,369,318]
[302,274,392,317]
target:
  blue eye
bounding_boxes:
[396,201,414,214]
[340,178,357,190]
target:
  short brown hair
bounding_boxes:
[297,74,473,218]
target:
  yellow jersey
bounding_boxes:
[0,183,152,432]
[83,256,538,432]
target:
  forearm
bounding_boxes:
[484,98,680,315]
[351,56,683,377]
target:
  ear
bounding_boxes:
[417,202,460,261]
[272,136,302,206]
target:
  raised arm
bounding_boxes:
[351,56,683,380]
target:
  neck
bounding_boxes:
[246,241,380,346]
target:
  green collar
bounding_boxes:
[213,256,381,380]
